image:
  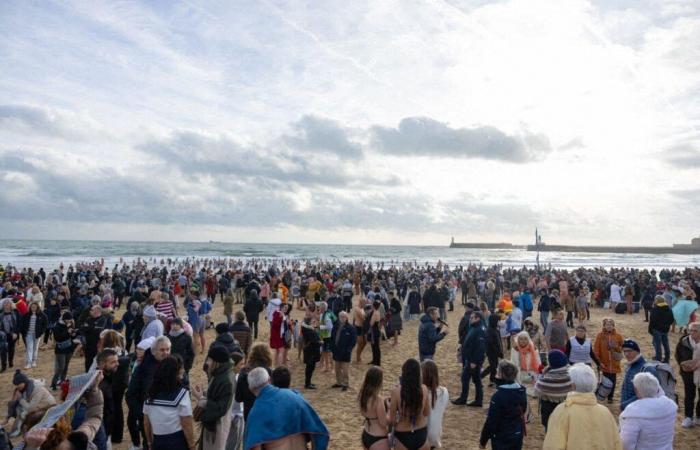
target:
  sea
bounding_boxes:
[1,240,699,271]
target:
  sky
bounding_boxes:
[1,0,699,246]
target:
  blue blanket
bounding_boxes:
[244,385,329,450]
[672,299,698,327]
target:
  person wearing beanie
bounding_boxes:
[535,350,574,430]
[621,339,647,411]
[51,311,78,390]
[140,305,164,341]
[2,369,57,437]
[193,339,235,450]
[209,323,242,357]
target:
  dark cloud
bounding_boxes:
[370,117,552,162]
[139,130,397,187]
[283,115,363,159]
[665,144,700,169]
[0,104,89,139]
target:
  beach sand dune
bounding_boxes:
[0,293,695,449]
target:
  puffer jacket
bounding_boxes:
[621,356,647,411]
[619,394,677,450]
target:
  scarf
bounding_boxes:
[517,341,540,372]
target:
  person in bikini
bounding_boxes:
[389,358,430,450]
[358,366,389,450]
[353,285,367,363]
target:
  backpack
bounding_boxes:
[643,361,677,403]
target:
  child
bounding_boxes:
[479,360,527,449]
[498,311,509,351]
[226,352,246,450]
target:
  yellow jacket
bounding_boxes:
[543,392,622,450]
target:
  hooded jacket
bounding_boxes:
[619,394,677,450]
[649,302,674,334]
[210,332,242,357]
[418,314,446,356]
[485,314,503,359]
[479,383,527,448]
[543,392,622,450]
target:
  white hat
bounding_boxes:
[143,305,157,319]
[137,337,155,351]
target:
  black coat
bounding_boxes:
[20,312,48,338]
[480,383,527,448]
[649,304,674,334]
[302,325,321,365]
[243,296,263,322]
[169,332,195,371]
[52,321,78,355]
[331,322,357,363]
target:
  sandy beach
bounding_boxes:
[0,290,695,450]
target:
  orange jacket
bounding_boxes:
[593,330,623,374]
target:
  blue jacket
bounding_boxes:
[480,383,527,448]
[461,321,486,365]
[519,292,533,312]
[621,356,646,410]
[418,314,446,356]
[330,322,357,363]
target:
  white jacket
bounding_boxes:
[619,394,677,450]
[426,386,448,448]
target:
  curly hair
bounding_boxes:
[247,343,273,369]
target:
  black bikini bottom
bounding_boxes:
[394,427,427,450]
[362,430,387,448]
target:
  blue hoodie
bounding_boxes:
[418,314,447,356]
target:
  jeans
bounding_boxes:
[458,362,483,404]
[651,329,670,362]
[540,311,549,332]
[52,353,72,387]
[25,334,39,366]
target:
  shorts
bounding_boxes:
[192,321,205,333]
[322,338,332,352]
[355,325,365,337]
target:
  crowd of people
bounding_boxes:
[0,259,698,450]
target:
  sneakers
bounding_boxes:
[681,417,694,428]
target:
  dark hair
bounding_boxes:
[171,317,184,328]
[148,354,183,400]
[498,360,518,382]
[271,366,291,388]
[373,300,381,310]
[421,359,439,409]
[96,348,117,366]
[400,359,423,418]
[358,366,383,413]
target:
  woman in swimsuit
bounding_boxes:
[389,358,430,450]
[358,366,389,450]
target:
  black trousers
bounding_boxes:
[566,311,574,327]
[681,370,700,418]
[248,320,259,339]
[1,335,16,369]
[480,354,499,382]
[540,399,559,430]
[305,362,316,386]
[370,338,381,366]
[111,385,126,443]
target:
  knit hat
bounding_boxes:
[143,305,157,319]
[207,345,230,364]
[215,322,230,335]
[622,339,640,353]
[548,350,568,369]
[13,370,30,386]
[61,311,73,321]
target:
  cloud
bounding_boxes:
[665,143,700,168]
[0,104,100,140]
[137,129,397,188]
[282,115,363,159]
[370,117,552,162]
[558,137,585,151]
